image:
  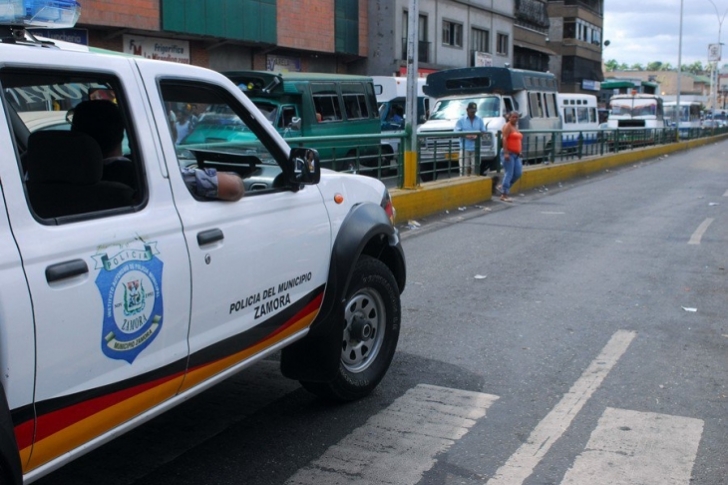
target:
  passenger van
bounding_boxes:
[372,76,433,170]
[557,93,599,152]
[418,67,560,177]
[223,71,382,171]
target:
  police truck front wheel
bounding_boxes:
[302,256,401,401]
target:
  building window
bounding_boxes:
[471,27,490,53]
[335,0,359,55]
[563,17,602,46]
[442,20,463,47]
[497,33,509,56]
[403,11,430,62]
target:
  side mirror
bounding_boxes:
[290,116,302,130]
[290,147,321,185]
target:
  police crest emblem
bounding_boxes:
[93,242,164,364]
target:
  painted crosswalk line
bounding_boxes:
[561,407,703,485]
[285,384,498,485]
[487,330,636,485]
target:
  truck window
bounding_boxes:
[311,83,342,122]
[3,70,145,221]
[159,81,285,197]
[280,106,297,129]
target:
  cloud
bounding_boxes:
[603,0,728,66]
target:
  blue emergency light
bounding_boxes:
[0,0,80,28]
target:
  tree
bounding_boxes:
[618,62,630,71]
[604,59,619,71]
[661,62,673,71]
[630,63,644,71]
[646,61,663,71]
[682,61,705,74]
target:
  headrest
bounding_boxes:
[26,131,104,185]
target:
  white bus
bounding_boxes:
[607,94,667,146]
[663,100,701,137]
[607,94,666,129]
[418,67,561,177]
[557,93,599,151]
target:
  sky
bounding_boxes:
[603,0,728,68]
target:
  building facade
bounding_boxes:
[513,0,553,72]
[360,0,514,77]
[547,0,604,94]
[38,0,606,95]
[63,0,368,74]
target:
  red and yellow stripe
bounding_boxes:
[17,288,324,474]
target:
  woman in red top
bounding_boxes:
[499,112,523,202]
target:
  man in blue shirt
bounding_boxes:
[454,101,487,176]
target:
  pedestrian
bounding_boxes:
[454,101,486,176]
[498,111,523,202]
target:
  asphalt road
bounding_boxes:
[37,140,728,484]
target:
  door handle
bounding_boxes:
[197,228,224,246]
[46,259,88,283]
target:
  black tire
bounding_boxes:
[301,256,401,401]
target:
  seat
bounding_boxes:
[25,131,135,219]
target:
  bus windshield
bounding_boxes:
[429,96,501,121]
[609,98,659,119]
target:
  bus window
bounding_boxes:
[529,92,543,118]
[589,108,597,123]
[564,107,576,124]
[312,83,342,122]
[577,107,589,123]
[545,93,556,118]
[341,82,370,120]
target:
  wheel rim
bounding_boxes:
[341,287,386,373]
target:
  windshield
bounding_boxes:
[429,96,501,121]
[609,98,659,119]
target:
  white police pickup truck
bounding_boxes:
[0,3,406,483]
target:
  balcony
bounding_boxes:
[401,39,431,64]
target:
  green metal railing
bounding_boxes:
[284,125,728,188]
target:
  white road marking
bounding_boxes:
[486,330,636,485]
[540,211,566,215]
[561,407,703,485]
[688,218,714,245]
[285,384,498,485]
[723,189,728,197]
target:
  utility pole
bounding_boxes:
[403,0,419,189]
[705,0,728,114]
[676,0,683,138]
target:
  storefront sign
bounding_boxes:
[582,80,601,91]
[123,34,190,64]
[473,51,493,67]
[266,55,301,72]
[32,28,88,45]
